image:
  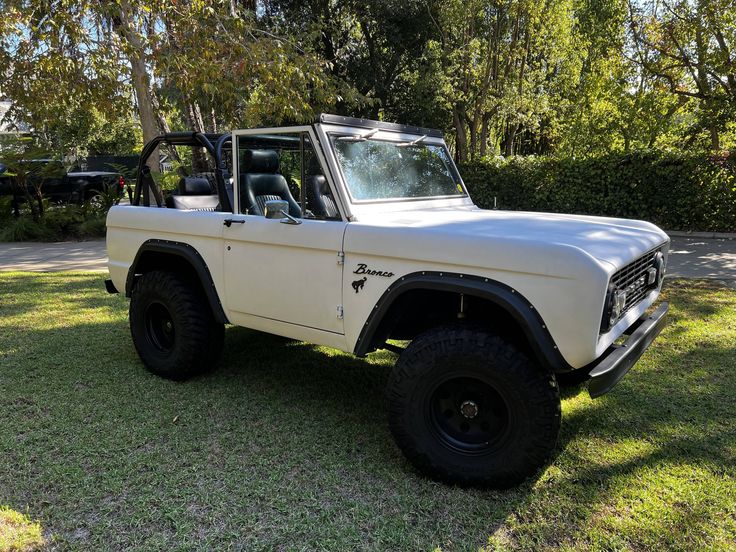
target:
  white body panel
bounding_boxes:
[107,121,670,371]
[107,206,227,298]
[340,207,668,368]
[222,215,347,337]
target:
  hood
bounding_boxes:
[350,207,669,273]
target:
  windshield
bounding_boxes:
[330,136,465,202]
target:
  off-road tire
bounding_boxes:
[129,270,224,380]
[386,326,561,488]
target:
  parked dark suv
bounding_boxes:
[0,160,125,205]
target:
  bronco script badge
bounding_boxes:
[353,263,394,278]
[351,263,394,294]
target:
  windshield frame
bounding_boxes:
[325,130,469,205]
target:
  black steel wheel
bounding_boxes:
[144,301,176,352]
[428,376,511,454]
[129,270,224,380]
[387,326,561,488]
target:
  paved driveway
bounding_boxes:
[0,239,107,272]
[0,236,734,286]
[666,237,736,288]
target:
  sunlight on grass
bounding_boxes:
[0,272,734,550]
[0,507,44,552]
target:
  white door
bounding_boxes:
[222,126,347,335]
[223,217,346,333]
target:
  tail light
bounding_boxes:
[118,175,125,191]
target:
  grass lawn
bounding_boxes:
[0,273,734,551]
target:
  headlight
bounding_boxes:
[654,251,666,288]
[611,289,627,325]
[602,286,627,332]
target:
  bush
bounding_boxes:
[460,150,736,232]
[0,202,107,242]
[0,216,57,241]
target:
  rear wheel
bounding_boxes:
[129,270,224,380]
[386,326,561,488]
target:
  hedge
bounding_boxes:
[459,150,736,233]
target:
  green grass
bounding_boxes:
[0,273,734,551]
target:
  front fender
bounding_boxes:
[353,271,572,373]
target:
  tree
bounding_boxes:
[629,0,736,150]
[427,0,581,160]
[0,0,350,163]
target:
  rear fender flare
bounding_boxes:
[126,239,228,324]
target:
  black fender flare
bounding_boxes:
[126,239,229,324]
[354,271,573,373]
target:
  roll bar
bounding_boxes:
[133,132,231,211]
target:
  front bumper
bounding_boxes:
[587,302,669,398]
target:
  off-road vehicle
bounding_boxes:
[105,114,669,487]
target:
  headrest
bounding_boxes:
[306,154,323,175]
[310,174,330,194]
[179,176,212,195]
[243,149,279,173]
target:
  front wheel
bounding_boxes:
[386,326,561,488]
[129,270,224,380]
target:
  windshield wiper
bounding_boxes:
[395,135,427,148]
[335,128,380,142]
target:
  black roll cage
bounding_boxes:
[133,132,232,211]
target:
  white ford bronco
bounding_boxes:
[105,114,669,487]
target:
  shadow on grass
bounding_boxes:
[0,273,734,549]
[1,318,525,549]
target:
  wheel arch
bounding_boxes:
[126,239,229,324]
[354,272,572,373]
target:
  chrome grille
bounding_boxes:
[610,248,661,315]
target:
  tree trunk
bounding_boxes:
[469,118,478,161]
[186,100,209,172]
[117,1,160,170]
[710,125,720,150]
[210,108,218,133]
[504,123,519,156]
[480,113,491,158]
[16,176,39,220]
[453,106,468,163]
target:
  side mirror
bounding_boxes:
[264,200,302,225]
[264,199,288,219]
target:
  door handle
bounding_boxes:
[223,219,245,227]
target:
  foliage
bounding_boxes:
[432,0,581,159]
[629,0,736,150]
[461,149,736,231]
[0,202,108,242]
[23,107,141,159]
[0,136,123,242]
[2,0,735,193]
[557,0,688,156]
[0,1,135,155]
[1,0,354,155]
[0,273,735,548]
